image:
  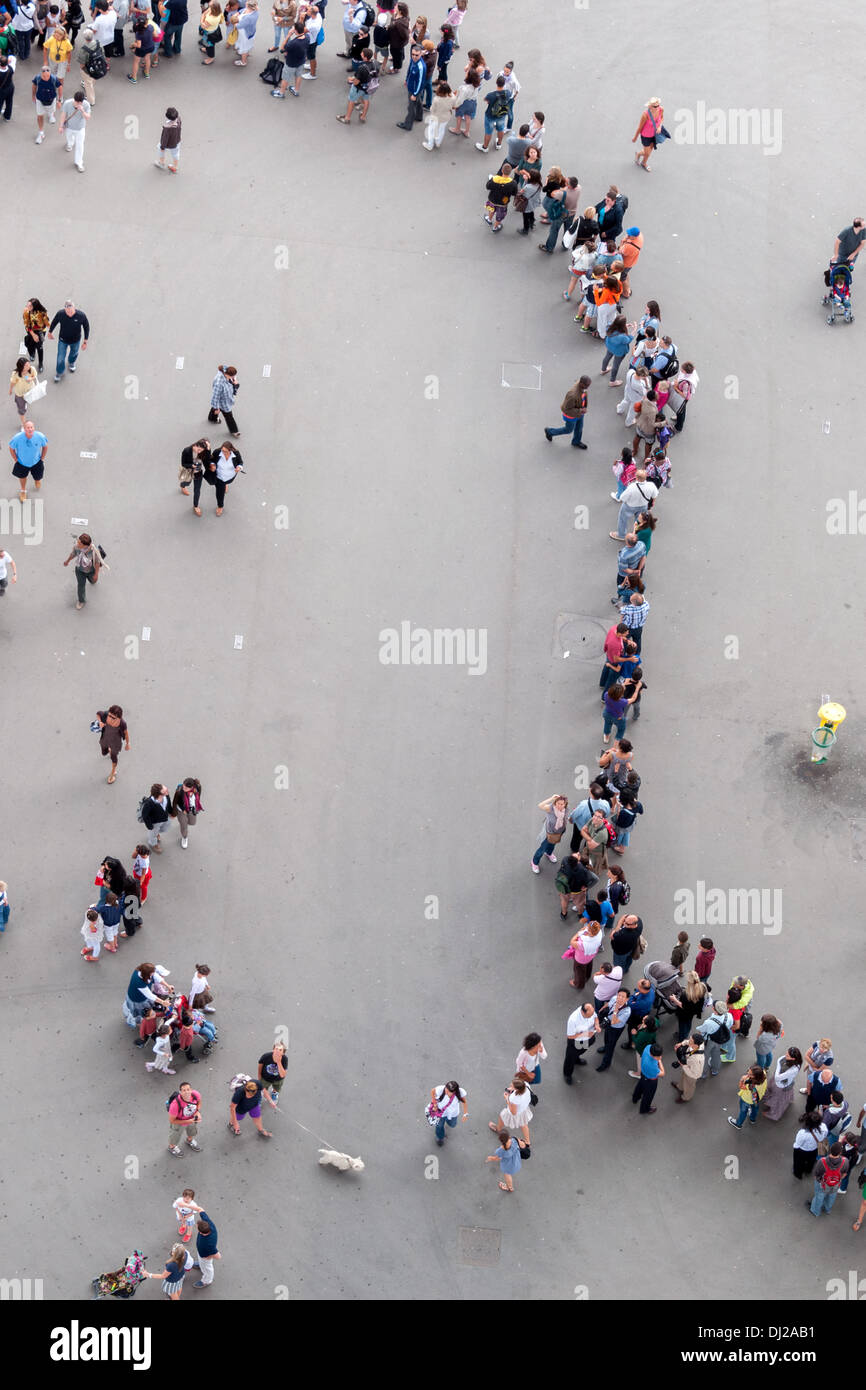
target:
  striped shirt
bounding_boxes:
[621,600,650,629]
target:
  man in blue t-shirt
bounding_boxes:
[193,1212,220,1288]
[9,421,48,503]
[632,1041,663,1113]
[32,64,59,142]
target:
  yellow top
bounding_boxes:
[10,366,37,397]
[46,35,73,63]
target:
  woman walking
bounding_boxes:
[568,918,603,991]
[8,358,38,419]
[207,364,240,434]
[144,1244,188,1300]
[171,778,203,849]
[792,1110,829,1180]
[762,1046,802,1121]
[95,705,130,784]
[427,1079,467,1146]
[632,97,664,171]
[530,793,568,872]
[489,1077,532,1147]
[204,440,244,516]
[233,0,258,64]
[485,1130,524,1194]
[178,437,210,512]
[22,298,51,373]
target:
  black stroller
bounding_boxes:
[822,262,854,324]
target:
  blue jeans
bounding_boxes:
[55,338,80,378]
[720,1036,737,1063]
[616,501,642,538]
[614,825,631,848]
[809,1179,839,1215]
[612,950,633,974]
[545,217,564,251]
[548,414,584,445]
[194,1020,216,1043]
[603,712,627,739]
[422,74,433,108]
[755,1051,772,1070]
[163,21,184,52]
[532,836,558,866]
[273,22,289,46]
[435,1114,457,1141]
[731,1097,758,1128]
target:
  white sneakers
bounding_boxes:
[181,836,189,849]
[35,131,45,144]
[531,861,540,874]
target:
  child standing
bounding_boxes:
[155,107,181,172]
[80,908,104,962]
[146,1024,176,1074]
[132,845,152,904]
[671,930,690,972]
[95,892,122,952]
[172,1189,204,1241]
[189,963,216,1013]
[695,936,716,990]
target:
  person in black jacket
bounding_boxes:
[141,783,170,851]
[178,437,210,514]
[595,186,629,241]
[47,300,90,380]
[204,441,244,516]
[610,913,643,974]
[0,53,15,123]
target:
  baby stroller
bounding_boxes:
[91,1250,148,1299]
[644,961,681,1022]
[822,262,854,324]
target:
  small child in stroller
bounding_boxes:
[823,262,854,324]
[92,1250,148,1299]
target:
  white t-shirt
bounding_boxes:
[305,13,322,41]
[515,1044,547,1074]
[92,11,117,45]
[567,1008,598,1040]
[433,1084,466,1120]
[620,479,658,509]
[793,1123,827,1152]
[672,369,699,401]
[506,1087,531,1117]
[189,972,210,1006]
[0,552,13,579]
[773,1058,798,1090]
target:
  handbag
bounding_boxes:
[24,379,47,405]
[513,192,528,212]
[179,465,193,485]
[226,23,238,44]
[547,830,563,844]
[656,125,670,145]
[562,223,578,250]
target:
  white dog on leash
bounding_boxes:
[318,1147,365,1173]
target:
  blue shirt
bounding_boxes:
[195,1212,219,1257]
[640,1049,661,1079]
[405,55,424,96]
[10,430,47,466]
[569,796,610,830]
[598,899,614,928]
[33,73,59,104]
[628,985,655,1018]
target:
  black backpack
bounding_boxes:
[709,1018,731,1046]
[654,351,679,381]
[259,56,284,84]
[489,92,509,120]
[86,44,108,79]
[358,1,375,25]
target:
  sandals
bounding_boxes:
[107,773,116,784]
[257,1129,272,1139]
[488,1122,498,1132]
[336,114,349,123]
[227,1123,241,1136]
[498,1181,511,1192]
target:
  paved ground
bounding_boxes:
[0,0,863,1301]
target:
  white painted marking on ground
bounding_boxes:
[71,517,88,525]
[142,627,151,641]
[262,364,271,377]
[234,634,244,650]
[80,451,97,458]
[176,357,184,369]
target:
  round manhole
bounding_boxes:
[555,613,608,661]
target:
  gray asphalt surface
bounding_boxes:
[0,0,863,1301]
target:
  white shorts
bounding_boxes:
[36,99,56,116]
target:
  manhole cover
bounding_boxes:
[554,612,608,661]
[458,1227,501,1266]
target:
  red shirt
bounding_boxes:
[604,627,624,663]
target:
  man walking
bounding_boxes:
[168,1081,203,1155]
[9,420,48,504]
[141,783,171,851]
[395,42,423,129]
[63,531,102,609]
[632,1040,663,1114]
[32,63,60,142]
[192,1213,221,1288]
[58,89,91,172]
[544,375,591,449]
[832,218,865,268]
[48,300,90,380]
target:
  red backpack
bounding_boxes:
[817,1158,844,1190]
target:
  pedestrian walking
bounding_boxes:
[632,97,665,171]
[127,18,155,79]
[0,52,14,123]
[22,298,50,371]
[191,1213,220,1287]
[0,548,18,599]
[336,44,374,122]
[792,1110,828,1180]
[485,1130,523,1193]
[207,365,241,434]
[47,300,89,380]
[77,27,106,104]
[475,72,508,152]
[728,1065,767,1129]
[595,988,632,1070]
[427,1079,467,1145]
[203,440,243,513]
[670,1034,705,1103]
[9,420,48,503]
[146,1025,177,1074]
[140,783,170,851]
[178,437,210,511]
[32,64,60,142]
[45,25,74,97]
[80,907,104,963]
[697,999,734,1077]
[806,1143,848,1217]
[631,1040,663,1114]
[94,892,122,952]
[58,88,91,171]
[514,1033,547,1091]
[530,792,568,873]
[544,375,591,449]
[258,1041,288,1103]
[172,1189,204,1242]
[488,1077,532,1146]
[228,1076,276,1138]
[94,705,129,782]
[171,779,203,848]
[64,532,102,610]
[0,879,9,934]
[168,1080,203,1154]
[762,1047,802,1121]
[563,1001,600,1082]
[154,106,181,171]
[143,1244,188,1299]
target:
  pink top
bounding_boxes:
[641,108,661,137]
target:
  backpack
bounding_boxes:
[617,879,631,906]
[357,1,375,25]
[737,1006,753,1039]
[600,817,616,845]
[709,1018,731,1046]
[135,797,146,823]
[259,56,284,84]
[86,44,108,79]
[488,92,509,120]
[654,351,679,381]
[4,29,18,56]
[165,1090,180,1111]
[365,65,380,94]
[817,1159,844,1190]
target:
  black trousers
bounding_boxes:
[402,95,423,127]
[389,41,405,69]
[204,474,234,508]
[632,1075,658,1112]
[208,407,239,434]
[0,84,13,121]
[192,472,204,507]
[25,332,44,370]
[563,1036,594,1077]
[597,1023,625,1069]
[792,1148,818,1180]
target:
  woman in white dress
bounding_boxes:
[489,1077,533,1146]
